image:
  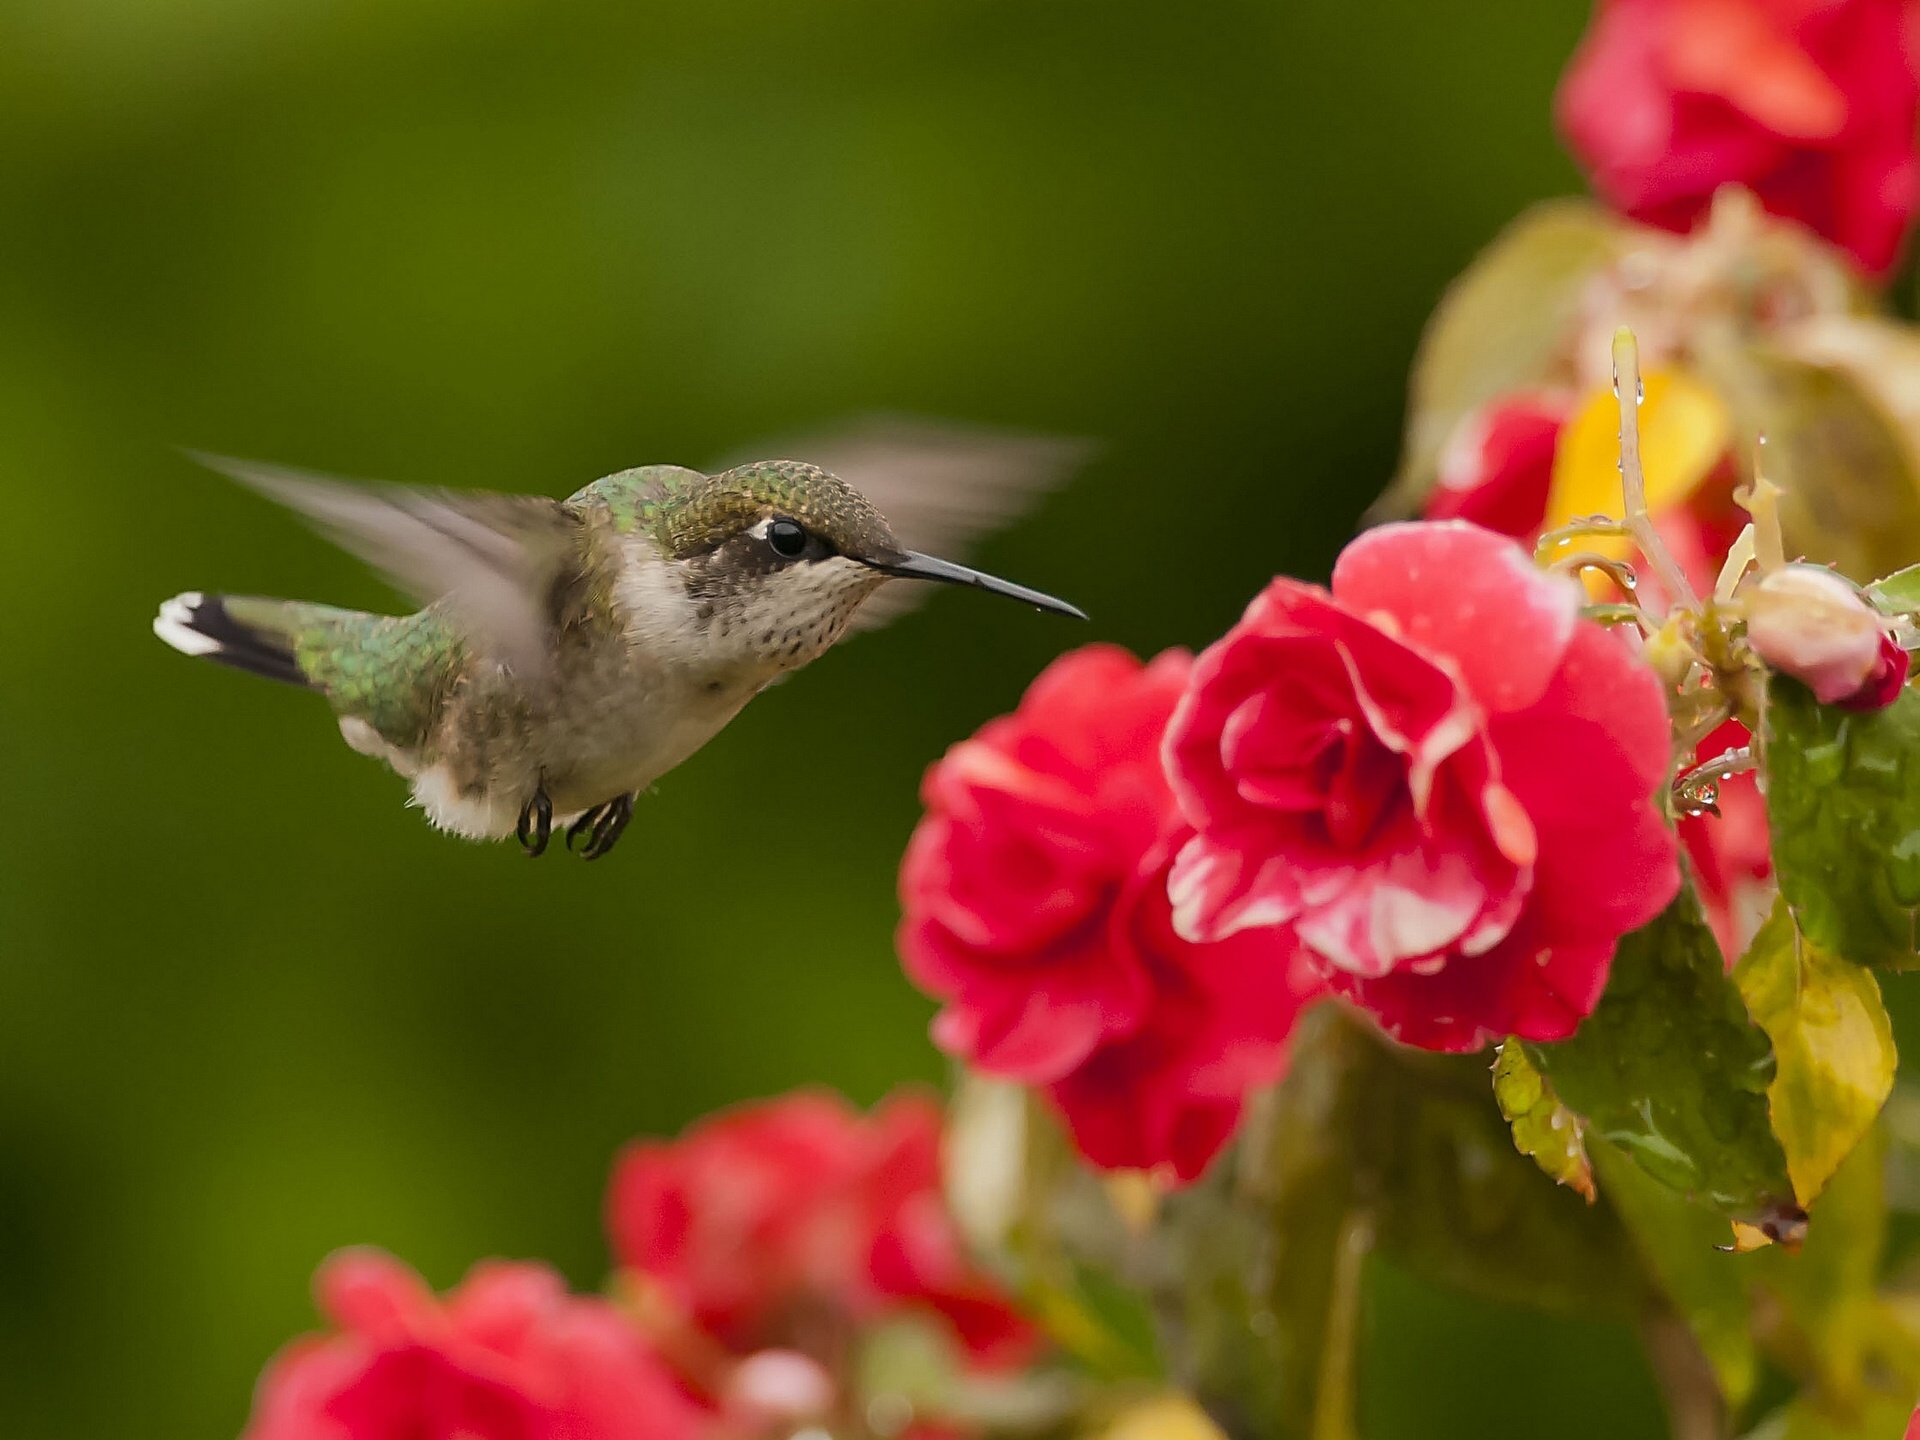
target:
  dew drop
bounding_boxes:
[1636,377,1645,405]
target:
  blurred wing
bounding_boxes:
[189,452,582,675]
[717,415,1091,633]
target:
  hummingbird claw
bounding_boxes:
[517,784,553,857]
[566,793,634,860]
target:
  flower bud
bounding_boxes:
[1745,564,1903,708]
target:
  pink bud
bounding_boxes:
[1746,565,1899,707]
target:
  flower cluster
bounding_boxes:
[898,521,1683,1177]
[245,1091,1031,1440]
[1558,0,1920,275]
[245,1251,710,1440]
[608,1089,1032,1370]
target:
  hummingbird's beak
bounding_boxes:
[871,551,1087,620]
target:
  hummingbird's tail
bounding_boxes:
[153,592,315,688]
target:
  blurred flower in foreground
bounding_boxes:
[244,1249,709,1440]
[1164,521,1680,1053]
[1557,0,1920,275]
[897,645,1321,1180]
[1744,560,1912,705]
[607,1090,1034,1378]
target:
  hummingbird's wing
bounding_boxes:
[188,452,582,676]
[717,416,1090,633]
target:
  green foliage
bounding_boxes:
[1491,1038,1594,1201]
[1766,673,1920,968]
[1145,1006,1645,1440]
[1735,901,1897,1207]
[1867,563,1920,615]
[1528,893,1801,1235]
[1590,1139,1756,1408]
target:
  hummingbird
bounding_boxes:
[153,425,1086,859]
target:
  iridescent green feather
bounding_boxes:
[221,597,463,749]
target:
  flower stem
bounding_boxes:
[1309,1209,1374,1440]
[1612,328,1699,615]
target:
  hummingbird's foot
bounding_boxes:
[566,793,635,861]
[517,785,553,857]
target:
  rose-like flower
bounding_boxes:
[1045,838,1325,1179]
[245,1250,708,1440]
[1557,0,1920,275]
[605,1090,1032,1368]
[1745,561,1910,707]
[898,647,1192,1082]
[897,645,1321,1179]
[1165,520,1681,1053]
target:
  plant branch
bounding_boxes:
[1612,328,1700,615]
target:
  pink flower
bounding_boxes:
[1557,0,1920,275]
[1164,520,1681,1053]
[897,645,1321,1179]
[244,1250,709,1440]
[605,1090,1032,1367]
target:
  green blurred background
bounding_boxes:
[0,1,1699,1434]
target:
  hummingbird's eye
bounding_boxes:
[766,517,809,559]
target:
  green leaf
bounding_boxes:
[1590,1139,1757,1408]
[1764,673,1920,969]
[1867,562,1920,616]
[1734,900,1897,1206]
[1492,1038,1595,1201]
[1528,890,1803,1237]
[1373,199,1626,519]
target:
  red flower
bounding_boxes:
[1164,521,1681,1053]
[1681,719,1774,964]
[1557,0,1920,275]
[245,1250,709,1440]
[1425,393,1569,539]
[897,645,1320,1180]
[606,1090,1032,1367]
[899,648,1191,1082]
[1045,839,1326,1179]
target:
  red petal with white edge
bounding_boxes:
[1332,521,1581,714]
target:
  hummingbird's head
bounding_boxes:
[652,459,1083,675]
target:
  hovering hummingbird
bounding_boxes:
[153,426,1086,859]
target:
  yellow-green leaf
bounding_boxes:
[1696,340,1920,583]
[1093,1395,1229,1440]
[1492,1038,1595,1201]
[1735,900,1897,1207]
